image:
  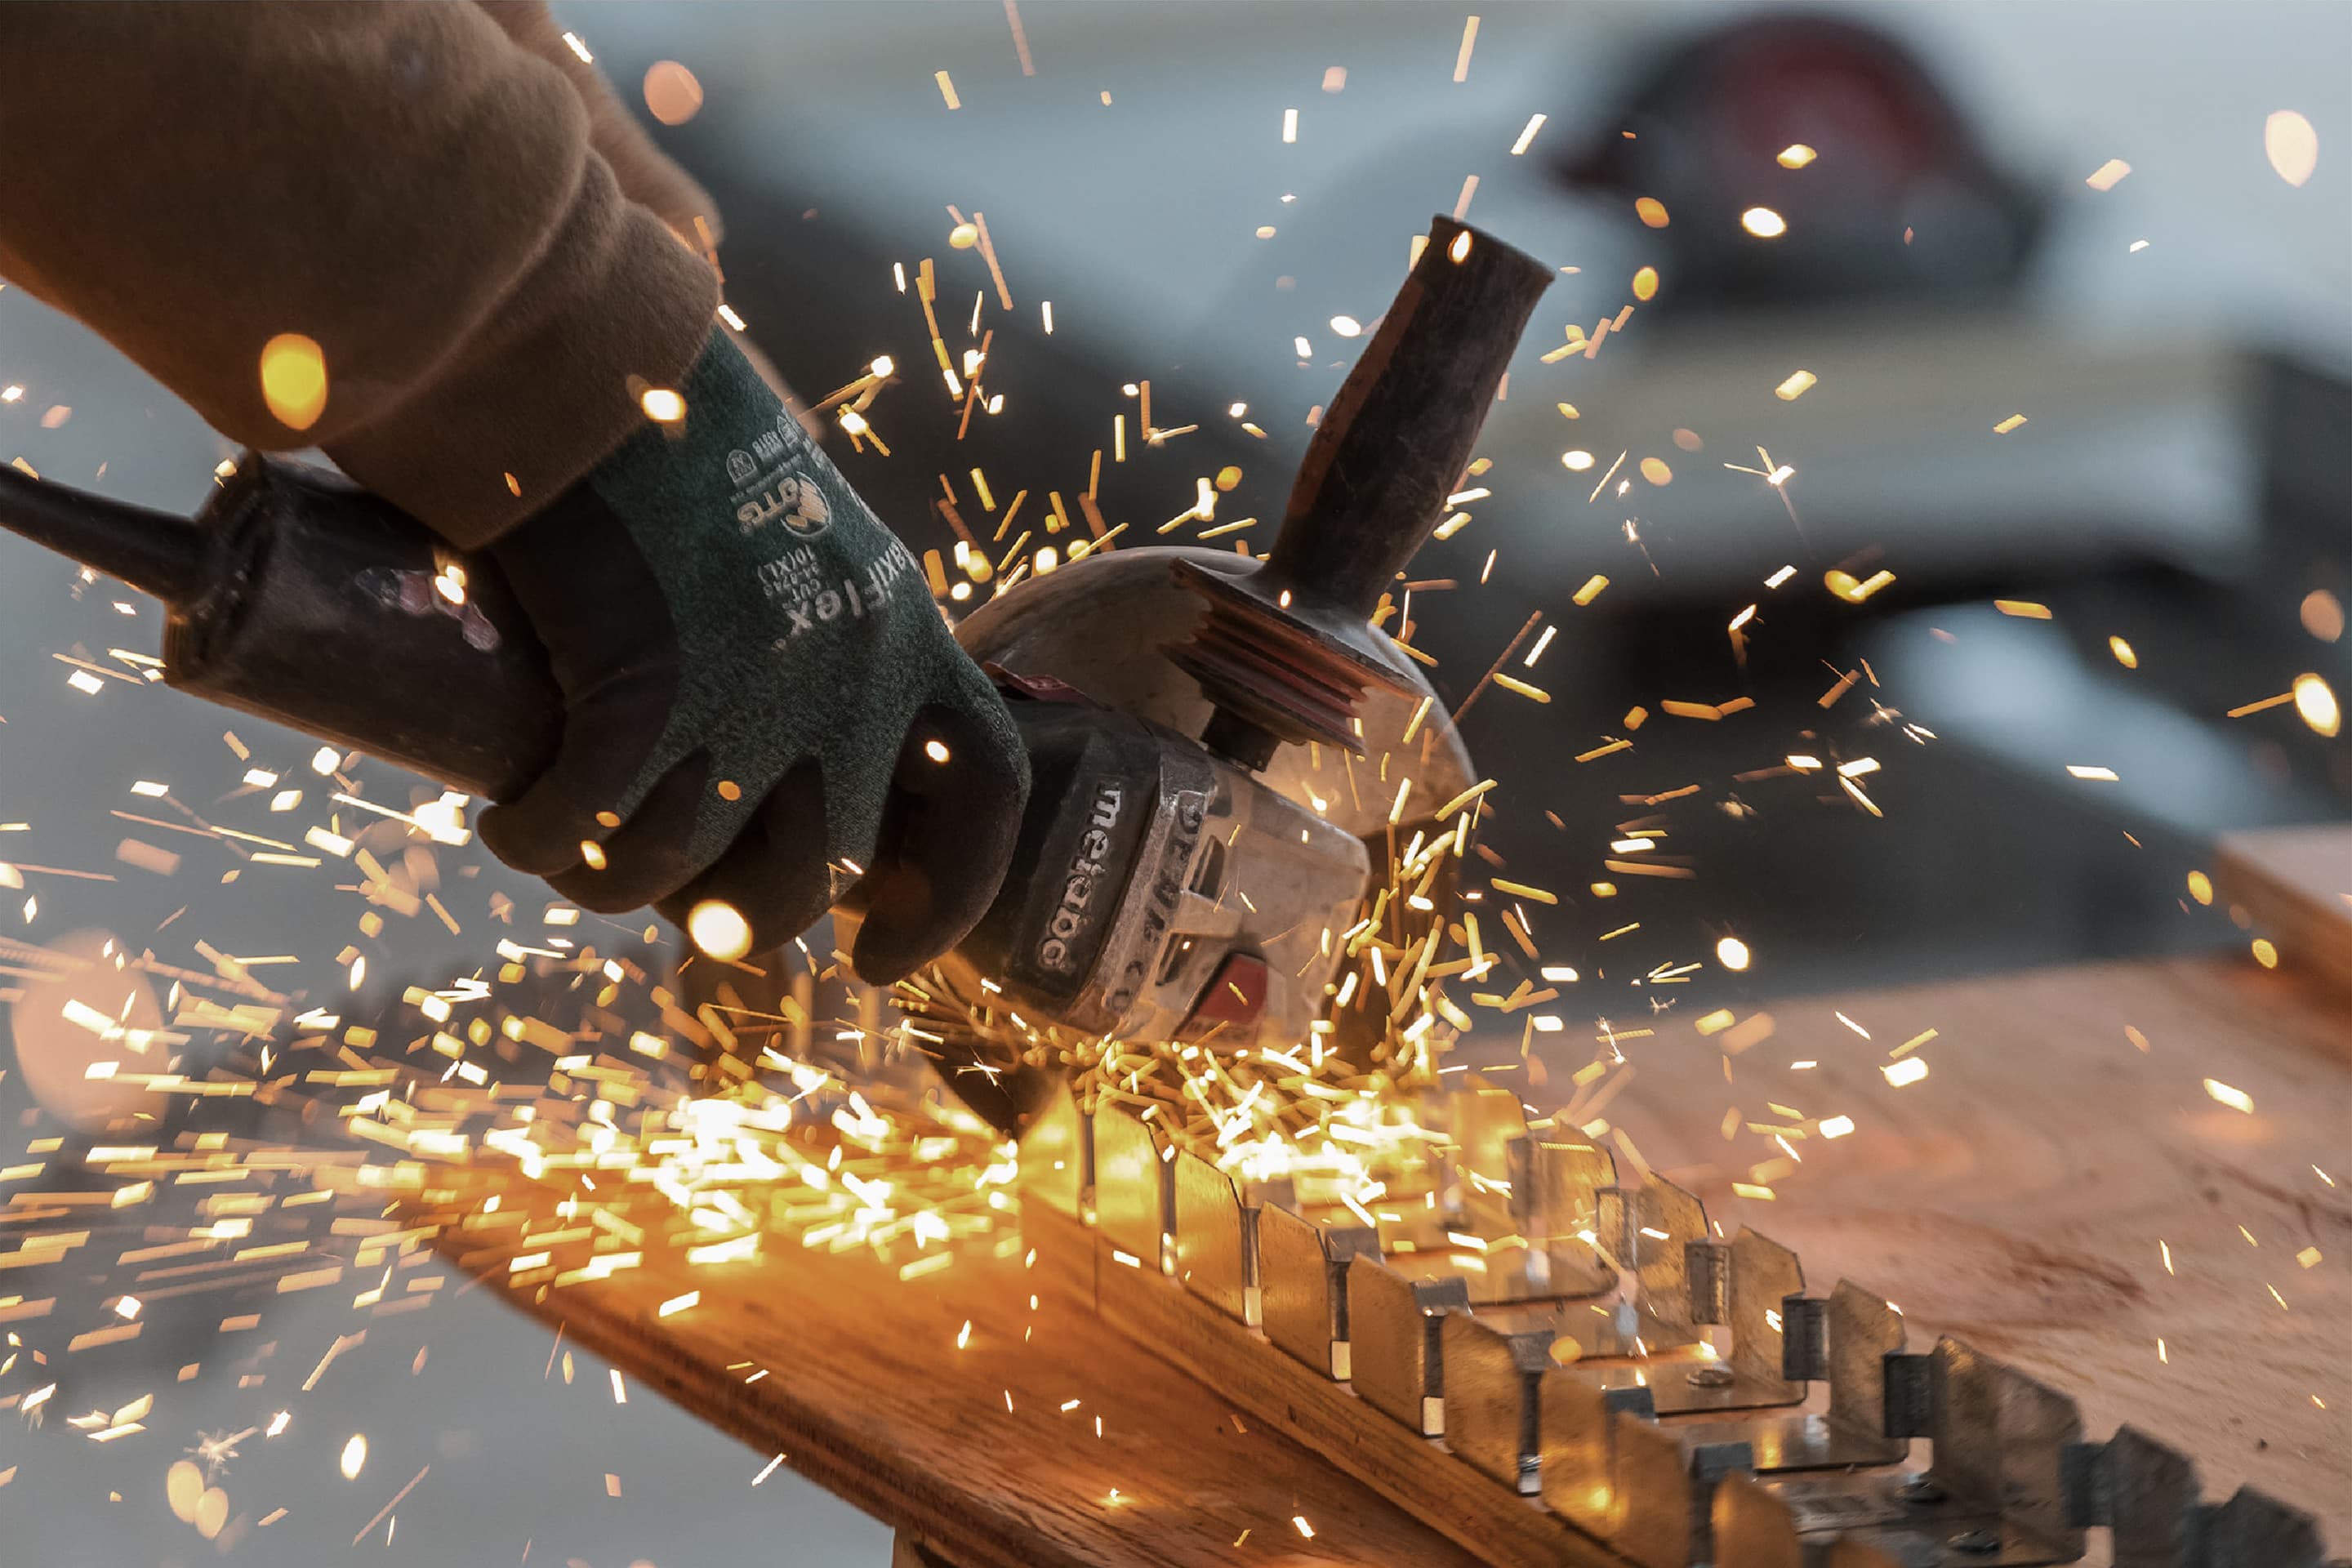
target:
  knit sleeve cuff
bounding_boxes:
[323,154,720,549]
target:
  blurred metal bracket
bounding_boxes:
[2063,1425,2331,1568]
[1449,1086,1528,1237]
[1256,1199,1377,1380]
[1931,1335,2087,1560]
[1347,1254,1470,1437]
[1507,1134,1617,1296]
[1089,1102,1169,1274]
[1597,1174,1709,1349]
[1441,1308,1553,1494]
[1015,1080,1090,1220]
[1170,1147,1289,1326]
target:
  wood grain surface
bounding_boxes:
[426,951,2351,1558]
[433,1209,1481,1568]
[2216,824,2352,996]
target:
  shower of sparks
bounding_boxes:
[0,56,2336,1552]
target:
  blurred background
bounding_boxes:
[0,2,2344,1562]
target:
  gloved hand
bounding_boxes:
[475,328,1027,982]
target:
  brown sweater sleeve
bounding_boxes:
[470,0,726,254]
[0,1,719,546]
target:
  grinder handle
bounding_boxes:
[1260,214,1555,623]
[0,453,564,802]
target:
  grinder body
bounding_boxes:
[951,684,1368,1047]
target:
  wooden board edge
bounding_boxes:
[432,1250,1064,1568]
[2215,828,2352,1003]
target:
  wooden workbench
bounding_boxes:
[427,942,2352,1562]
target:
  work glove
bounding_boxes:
[475,328,1028,982]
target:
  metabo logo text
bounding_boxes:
[1037,781,1123,975]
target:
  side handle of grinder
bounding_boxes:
[1167,215,1553,770]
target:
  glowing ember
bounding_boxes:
[2292,673,2340,737]
[258,333,329,432]
[642,60,704,125]
[2265,109,2319,186]
[2203,1079,2256,1114]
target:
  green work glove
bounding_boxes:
[476,329,1027,982]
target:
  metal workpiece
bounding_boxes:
[1713,1450,2336,1568]
[1413,1239,1611,1312]
[1715,1469,2009,1566]
[1506,1135,1614,1240]
[1615,1421,1755,1568]
[1677,1281,1914,1473]
[1882,1351,1936,1440]
[2201,1488,2332,1568]
[1687,1240,1733,1325]
[2062,1424,2203,1566]
[1346,1254,1471,1437]
[1820,1285,1908,1464]
[1725,1230,1805,1402]
[1450,1087,1529,1235]
[1091,1103,1172,1272]
[1537,1370,1655,1537]
[1642,1179,1711,1333]
[2065,1428,2330,1568]
[1022,1101,2338,1567]
[1508,1136,1619,1297]
[1017,1083,1093,1220]
[1824,1541,1905,1568]
[1930,1337,2087,1561]
[1438,1309,1553,1494]
[1256,1200,1379,1379]
[1169,1147,1273,1324]
[1710,1474,1803,1568]
[1635,1228,1806,1416]
[1597,1176,1711,1345]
